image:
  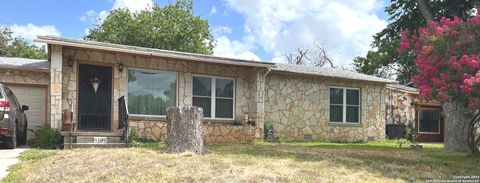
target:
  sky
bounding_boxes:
[0,0,390,67]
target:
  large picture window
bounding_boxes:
[329,87,360,123]
[128,69,177,116]
[418,109,440,133]
[193,75,234,119]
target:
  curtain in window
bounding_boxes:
[128,69,177,115]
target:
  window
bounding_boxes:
[193,75,234,119]
[128,69,177,116]
[418,109,440,133]
[329,87,360,123]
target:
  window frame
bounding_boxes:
[417,107,441,134]
[329,86,361,124]
[127,68,179,117]
[192,74,236,120]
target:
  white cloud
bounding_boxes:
[224,0,387,65]
[210,6,217,15]
[80,0,154,36]
[212,26,233,35]
[213,35,260,61]
[9,23,61,46]
[79,10,97,23]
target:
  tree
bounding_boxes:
[286,42,334,67]
[85,0,215,55]
[0,26,47,59]
[399,14,480,152]
[353,0,479,84]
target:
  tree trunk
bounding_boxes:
[415,0,434,22]
[166,106,206,154]
[467,111,480,154]
[442,102,473,152]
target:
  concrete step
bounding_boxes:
[76,136,121,143]
[64,143,129,149]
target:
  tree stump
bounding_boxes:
[166,106,206,154]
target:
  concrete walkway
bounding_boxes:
[0,146,28,180]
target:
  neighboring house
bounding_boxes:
[386,84,444,142]
[0,36,397,146]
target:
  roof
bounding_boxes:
[33,36,395,84]
[35,36,275,68]
[0,56,50,71]
[387,84,418,94]
[273,63,397,83]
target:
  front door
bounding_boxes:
[78,64,112,130]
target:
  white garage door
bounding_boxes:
[7,85,47,140]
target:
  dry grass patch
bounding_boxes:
[2,141,479,183]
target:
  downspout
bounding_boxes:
[263,67,272,77]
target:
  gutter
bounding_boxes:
[35,37,276,69]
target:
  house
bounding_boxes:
[0,35,397,146]
[385,84,444,142]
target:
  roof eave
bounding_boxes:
[34,37,275,68]
[270,70,397,84]
[0,65,50,73]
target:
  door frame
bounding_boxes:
[76,60,115,131]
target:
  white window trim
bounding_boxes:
[192,74,235,120]
[329,86,361,124]
[417,108,441,134]
[127,68,179,117]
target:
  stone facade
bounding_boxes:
[385,89,417,126]
[264,73,387,142]
[46,45,392,144]
[55,47,264,143]
[130,120,260,143]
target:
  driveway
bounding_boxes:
[0,146,28,180]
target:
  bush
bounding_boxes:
[29,124,63,149]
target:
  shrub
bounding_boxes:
[29,124,63,149]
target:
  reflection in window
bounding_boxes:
[128,69,177,116]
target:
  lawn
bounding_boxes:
[2,141,479,183]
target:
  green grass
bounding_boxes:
[2,141,479,183]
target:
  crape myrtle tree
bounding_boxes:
[399,13,480,152]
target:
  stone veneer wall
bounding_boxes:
[59,47,263,143]
[264,73,387,142]
[0,68,51,124]
[130,121,260,143]
[385,89,417,126]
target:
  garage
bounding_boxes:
[7,85,48,140]
[0,56,51,141]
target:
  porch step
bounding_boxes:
[76,136,121,143]
[61,131,127,149]
[64,143,129,149]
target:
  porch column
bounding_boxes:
[50,45,63,129]
[254,68,267,136]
